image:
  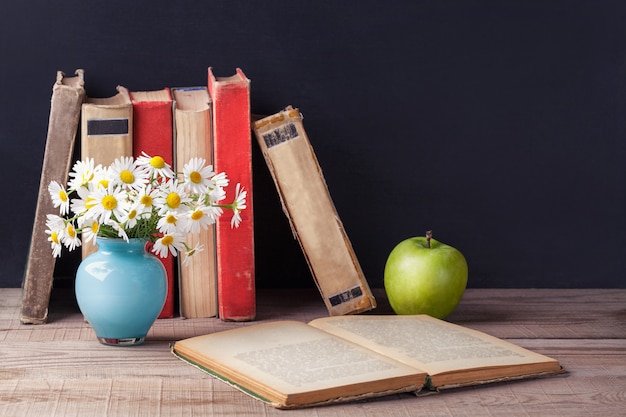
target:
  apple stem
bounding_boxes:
[426,230,432,249]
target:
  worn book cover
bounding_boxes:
[21,70,86,324]
[171,86,217,319]
[130,88,176,319]
[252,107,376,316]
[81,86,133,259]
[208,68,255,321]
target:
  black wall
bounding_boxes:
[3,1,625,289]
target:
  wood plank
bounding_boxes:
[2,288,625,416]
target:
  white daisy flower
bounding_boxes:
[48,181,70,216]
[61,221,82,251]
[45,214,66,232]
[208,172,229,203]
[46,229,63,258]
[156,210,184,235]
[211,171,229,189]
[85,184,129,224]
[136,152,174,180]
[186,204,219,233]
[152,233,184,258]
[70,185,96,216]
[183,157,214,194]
[109,156,149,192]
[67,158,97,190]
[230,183,247,228]
[45,214,66,258]
[118,204,141,229]
[134,183,158,216]
[154,179,190,214]
[182,242,204,266]
[81,218,100,244]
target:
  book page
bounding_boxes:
[309,315,561,384]
[173,320,425,406]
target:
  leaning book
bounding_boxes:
[172,314,563,409]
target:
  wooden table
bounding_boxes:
[1,287,624,416]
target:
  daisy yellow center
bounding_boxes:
[102,195,117,211]
[85,197,97,210]
[58,190,68,202]
[166,193,181,209]
[150,156,165,169]
[98,179,109,189]
[161,235,174,246]
[67,224,76,238]
[120,170,135,184]
[191,210,204,221]
[128,209,137,220]
[166,214,177,224]
[51,231,59,244]
[90,222,99,234]
[189,171,202,184]
[140,195,152,206]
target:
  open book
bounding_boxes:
[172,315,563,409]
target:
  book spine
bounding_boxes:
[172,87,217,318]
[252,107,376,316]
[80,86,133,258]
[208,68,255,321]
[21,70,86,324]
[131,88,176,319]
[81,86,133,166]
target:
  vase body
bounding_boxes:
[75,238,167,346]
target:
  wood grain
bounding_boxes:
[2,288,625,416]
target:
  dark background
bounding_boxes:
[3,1,625,289]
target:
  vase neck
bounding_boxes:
[96,238,147,253]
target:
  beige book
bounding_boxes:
[172,314,564,409]
[81,85,133,166]
[171,87,217,318]
[80,85,133,258]
[252,107,376,315]
[21,70,85,324]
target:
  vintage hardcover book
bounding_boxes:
[207,68,255,321]
[21,70,86,324]
[252,107,376,316]
[81,85,134,258]
[171,87,217,318]
[130,88,176,319]
[172,314,564,409]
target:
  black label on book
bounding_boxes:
[87,118,129,136]
[329,286,363,307]
[262,123,298,148]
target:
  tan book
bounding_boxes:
[81,85,133,166]
[252,107,376,315]
[172,314,564,409]
[21,70,85,324]
[81,85,133,258]
[171,87,217,318]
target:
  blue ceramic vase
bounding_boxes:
[75,238,167,346]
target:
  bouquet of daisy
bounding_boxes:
[45,153,246,263]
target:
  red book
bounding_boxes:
[208,68,255,321]
[130,88,176,319]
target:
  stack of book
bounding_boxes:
[21,68,375,324]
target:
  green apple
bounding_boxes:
[384,231,468,319]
